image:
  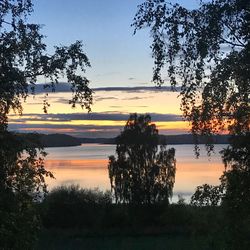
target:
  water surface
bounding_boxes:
[44,144,226,202]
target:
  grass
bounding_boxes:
[36,229,212,250]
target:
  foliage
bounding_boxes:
[190,184,224,207]
[0,195,40,250]
[133,0,249,140]
[0,131,53,249]
[39,201,226,249]
[0,132,53,198]
[41,191,222,236]
[0,0,92,131]
[0,0,93,248]
[219,160,250,248]
[108,114,176,204]
[42,185,112,228]
[133,0,250,246]
[45,185,112,206]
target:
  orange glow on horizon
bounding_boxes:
[45,159,109,169]
[11,119,189,127]
[155,121,190,130]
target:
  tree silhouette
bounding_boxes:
[108,114,176,205]
[133,0,249,139]
[190,184,224,207]
[133,0,249,247]
[0,1,92,248]
[0,132,54,249]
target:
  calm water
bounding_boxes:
[44,144,226,202]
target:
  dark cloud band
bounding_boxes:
[30,83,181,94]
[9,112,182,122]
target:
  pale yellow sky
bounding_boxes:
[9,89,191,137]
[18,90,182,114]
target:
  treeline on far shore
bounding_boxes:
[16,132,231,148]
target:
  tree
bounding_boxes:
[0,132,54,249]
[108,114,176,205]
[133,0,249,247]
[133,0,249,139]
[132,0,249,152]
[190,184,224,207]
[0,0,92,131]
[0,1,92,248]
[132,0,250,191]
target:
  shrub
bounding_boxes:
[41,185,111,228]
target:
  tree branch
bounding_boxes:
[24,71,45,78]
[221,37,245,48]
[224,23,246,47]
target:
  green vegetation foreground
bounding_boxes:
[37,185,226,250]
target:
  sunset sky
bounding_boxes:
[10,0,199,138]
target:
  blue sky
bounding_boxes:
[10,0,200,137]
[30,0,199,88]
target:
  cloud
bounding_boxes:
[93,86,181,92]
[109,105,123,108]
[128,105,148,108]
[8,112,185,137]
[30,83,181,94]
[94,96,118,102]
[54,97,71,103]
[25,102,44,105]
[9,112,183,122]
[122,96,150,100]
[29,83,71,94]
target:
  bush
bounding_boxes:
[41,185,112,228]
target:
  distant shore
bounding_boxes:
[17,133,230,148]
[79,134,230,145]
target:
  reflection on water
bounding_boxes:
[44,144,226,202]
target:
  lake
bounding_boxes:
[44,144,227,202]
